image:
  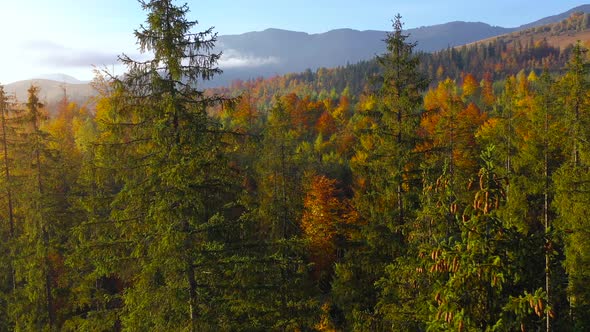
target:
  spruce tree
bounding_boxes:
[10,85,66,330]
[426,147,547,331]
[0,84,16,331]
[78,1,242,330]
[332,14,428,330]
[554,42,590,330]
[249,100,319,330]
[63,87,124,331]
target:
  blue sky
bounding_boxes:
[0,0,587,83]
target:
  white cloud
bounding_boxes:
[218,49,280,68]
[19,40,120,68]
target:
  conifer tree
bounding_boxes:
[526,70,565,331]
[427,147,548,331]
[64,86,124,331]
[0,84,16,331]
[332,14,428,330]
[10,85,65,330]
[250,100,319,330]
[554,42,590,330]
[77,1,245,330]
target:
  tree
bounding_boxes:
[421,78,487,195]
[301,175,343,282]
[427,147,548,331]
[553,42,590,330]
[249,100,319,330]
[332,14,428,329]
[64,83,124,331]
[517,70,566,331]
[10,85,64,330]
[77,1,241,330]
[462,73,479,100]
[0,84,17,331]
[0,85,15,249]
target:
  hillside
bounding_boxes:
[218,13,590,105]
[6,1,590,331]
[212,22,511,86]
[6,5,590,105]
[519,4,590,29]
[467,11,590,49]
[211,5,590,85]
[4,79,96,105]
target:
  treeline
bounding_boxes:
[2,1,590,331]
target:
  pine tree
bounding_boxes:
[553,42,590,330]
[10,85,64,330]
[74,1,246,330]
[426,147,547,331]
[0,84,17,331]
[332,14,428,330]
[64,85,124,331]
[250,100,319,330]
[526,70,566,331]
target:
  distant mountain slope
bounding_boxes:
[5,79,96,105]
[216,12,590,106]
[33,74,88,85]
[7,4,590,103]
[213,4,590,86]
[213,22,512,85]
[466,12,590,50]
[407,22,511,51]
[519,4,590,30]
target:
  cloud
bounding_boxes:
[21,40,278,71]
[42,51,119,68]
[21,39,120,68]
[21,40,65,51]
[218,48,280,68]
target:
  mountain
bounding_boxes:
[212,4,590,86]
[407,22,511,52]
[466,11,590,51]
[5,79,96,105]
[217,22,510,66]
[32,74,88,85]
[6,4,590,102]
[519,4,590,30]
[213,23,511,86]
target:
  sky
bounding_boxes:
[0,0,587,83]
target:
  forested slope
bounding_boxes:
[1,2,590,332]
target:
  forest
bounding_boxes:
[1,1,590,331]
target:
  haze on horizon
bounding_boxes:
[0,0,586,84]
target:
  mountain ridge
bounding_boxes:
[6,4,590,102]
[212,4,590,85]
[518,4,590,29]
[4,79,96,106]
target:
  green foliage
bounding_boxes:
[553,43,590,331]
[4,4,590,332]
[333,14,429,329]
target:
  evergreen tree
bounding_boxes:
[554,42,590,330]
[10,85,66,330]
[526,70,566,331]
[427,147,548,331]
[71,1,242,330]
[332,14,428,330]
[64,86,124,331]
[0,84,16,331]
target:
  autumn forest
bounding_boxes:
[2,1,590,331]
